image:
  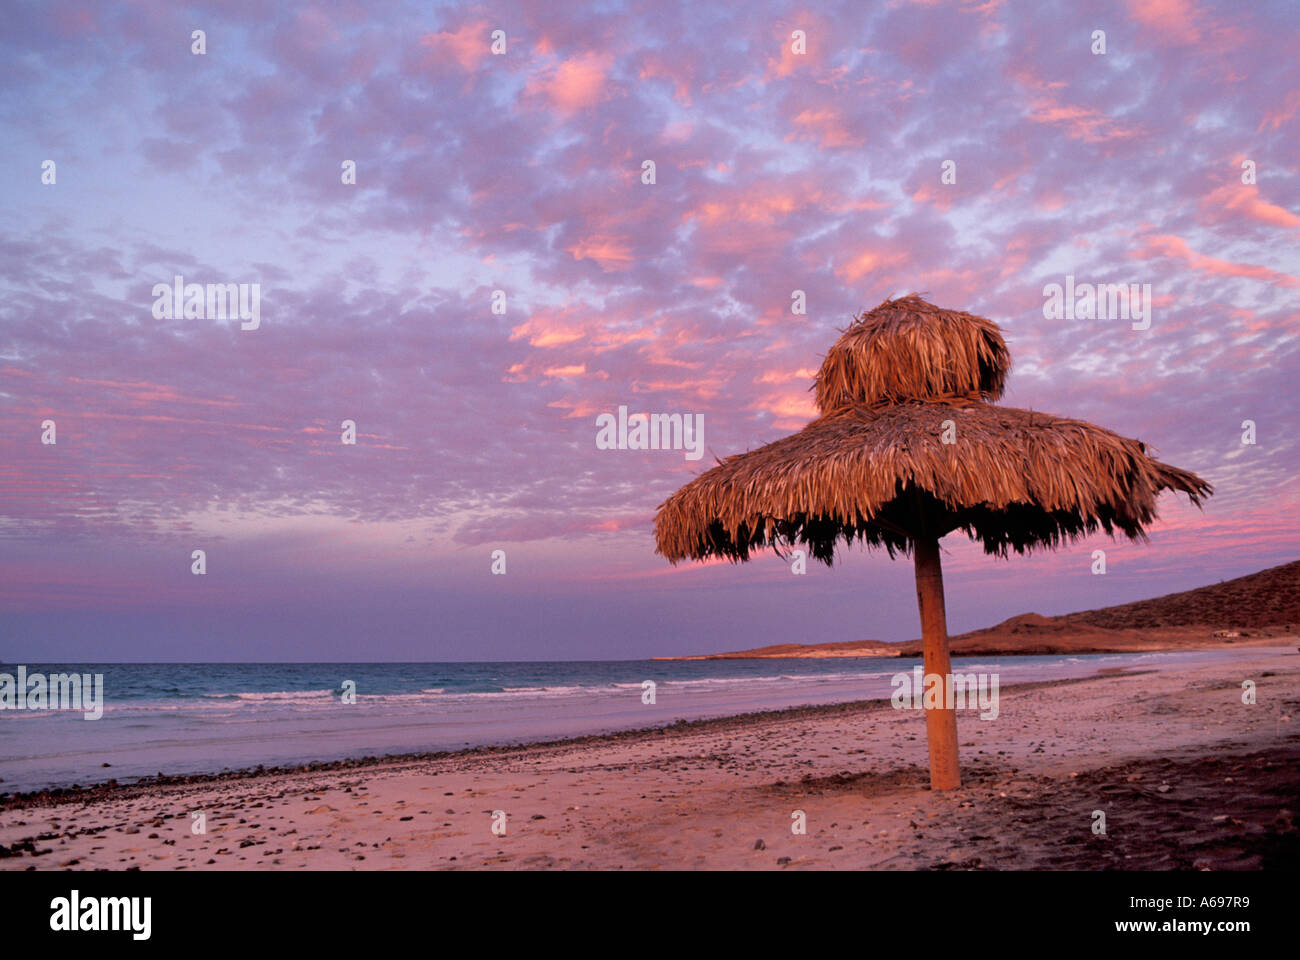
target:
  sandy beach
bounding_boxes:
[3,643,1296,871]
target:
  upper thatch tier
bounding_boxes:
[813,294,1010,412]
[654,400,1212,565]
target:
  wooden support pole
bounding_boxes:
[913,536,961,790]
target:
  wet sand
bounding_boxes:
[2,643,1296,870]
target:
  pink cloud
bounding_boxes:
[527,52,614,113]
[567,234,635,270]
[510,311,587,347]
[1124,0,1204,44]
[788,107,861,148]
[836,249,908,283]
[1134,234,1300,288]
[1023,98,1142,144]
[911,180,955,212]
[1259,89,1300,133]
[65,378,243,408]
[1202,182,1300,229]
[757,387,817,429]
[638,51,697,106]
[766,26,812,80]
[419,20,493,72]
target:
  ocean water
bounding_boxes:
[0,650,1237,793]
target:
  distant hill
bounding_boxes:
[1061,559,1300,630]
[659,559,1300,660]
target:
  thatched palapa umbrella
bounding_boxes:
[654,294,1211,790]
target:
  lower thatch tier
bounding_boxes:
[654,401,1211,564]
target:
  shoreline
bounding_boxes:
[1,671,1133,810]
[5,643,1295,870]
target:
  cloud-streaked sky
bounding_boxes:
[2,0,1297,661]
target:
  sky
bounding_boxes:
[1,0,1297,661]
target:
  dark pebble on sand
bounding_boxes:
[754,839,765,850]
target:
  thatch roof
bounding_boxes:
[655,295,1211,565]
[814,295,1010,412]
